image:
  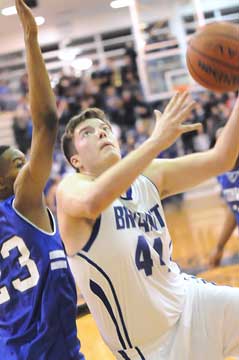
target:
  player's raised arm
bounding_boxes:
[144,95,239,199]
[14,0,58,202]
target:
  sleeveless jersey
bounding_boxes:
[69,175,185,359]
[0,196,84,360]
[218,168,239,226]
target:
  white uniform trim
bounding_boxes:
[49,250,66,259]
[12,198,57,236]
[50,260,68,271]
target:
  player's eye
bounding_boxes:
[16,161,24,169]
[83,130,92,137]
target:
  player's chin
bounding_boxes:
[102,145,120,156]
[103,148,121,163]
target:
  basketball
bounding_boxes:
[186,22,239,92]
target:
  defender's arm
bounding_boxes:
[14,0,58,205]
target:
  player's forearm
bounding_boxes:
[216,207,237,250]
[25,36,58,129]
[88,138,164,217]
[213,96,239,171]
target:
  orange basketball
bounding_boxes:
[186,22,239,92]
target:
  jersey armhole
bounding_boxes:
[12,198,57,236]
[140,174,161,199]
[81,216,101,252]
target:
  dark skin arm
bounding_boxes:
[209,206,237,268]
[14,0,58,231]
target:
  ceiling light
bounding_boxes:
[1,7,44,27]
[58,48,81,62]
[1,6,17,16]
[71,58,93,71]
[35,16,45,26]
[110,0,132,9]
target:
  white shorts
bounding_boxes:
[163,275,239,360]
[115,276,239,360]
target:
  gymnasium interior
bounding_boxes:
[0,0,238,359]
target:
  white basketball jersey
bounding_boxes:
[69,175,186,359]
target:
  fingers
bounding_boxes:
[165,91,190,113]
[16,0,25,10]
[16,0,25,17]
[15,0,20,12]
[175,101,196,124]
[154,109,162,121]
[15,0,38,35]
[175,91,189,109]
[16,0,30,15]
[164,92,180,112]
[16,0,27,6]
[180,122,202,134]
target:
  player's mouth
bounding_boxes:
[100,141,114,150]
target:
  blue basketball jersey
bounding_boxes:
[218,168,239,226]
[0,196,84,360]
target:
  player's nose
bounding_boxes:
[98,128,107,138]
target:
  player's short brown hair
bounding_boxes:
[61,108,109,171]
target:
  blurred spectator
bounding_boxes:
[13,96,32,154]
[124,41,138,76]
[20,74,29,96]
[0,79,11,110]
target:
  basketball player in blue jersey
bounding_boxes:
[57,92,239,360]
[0,1,84,359]
[209,152,239,268]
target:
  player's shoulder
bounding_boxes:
[57,173,92,200]
[59,172,88,187]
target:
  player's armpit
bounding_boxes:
[13,121,57,206]
[144,149,229,199]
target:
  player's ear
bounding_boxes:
[70,154,82,172]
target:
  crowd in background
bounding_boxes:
[0,48,237,213]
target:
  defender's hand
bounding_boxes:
[151,92,202,150]
[16,0,38,39]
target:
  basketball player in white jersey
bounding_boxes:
[57,93,239,360]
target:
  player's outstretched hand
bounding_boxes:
[151,92,202,150]
[15,0,38,39]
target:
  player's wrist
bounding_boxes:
[24,30,38,44]
[145,137,165,156]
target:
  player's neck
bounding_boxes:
[81,158,120,178]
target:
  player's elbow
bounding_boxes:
[224,157,237,172]
[34,109,58,132]
[43,110,58,131]
[213,150,236,174]
[57,184,103,220]
[84,196,102,219]
[68,194,101,220]
[218,158,236,174]
[218,150,237,173]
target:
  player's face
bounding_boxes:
[71,118,121,175]
[0,148,26,199]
